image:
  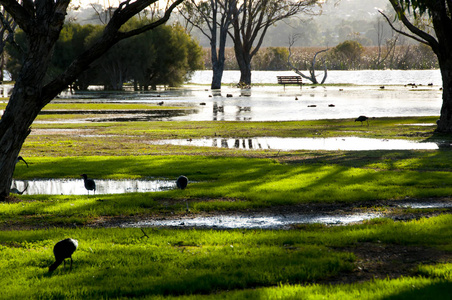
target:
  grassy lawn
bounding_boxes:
[0,216,450,299]
[1,100,451,299]
[4,151,452,228]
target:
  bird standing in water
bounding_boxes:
[49,238,78,272]
[80,174,96,195]
[355,115,369,126]
[10,181,28,195]
[176,175,188,190]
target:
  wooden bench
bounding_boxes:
[277,76,303,89]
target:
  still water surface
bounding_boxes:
[190,70,443,85]
[122,213,382,229]
[12,179,176,195]
[150,136,443,151]
[52,70,443,122]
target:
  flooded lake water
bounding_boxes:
[150,136,444,151]
[48,70,443,123]
[190,70,443,86]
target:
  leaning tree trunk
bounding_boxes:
[0,38,57,198]
[436,57,452,132]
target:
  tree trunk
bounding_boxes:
[210,34,227,90]
[211,62,224,90]
[436,58,452,132]
[0,59,51,198]
[234,45,252,85]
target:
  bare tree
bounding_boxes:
[179,0,235,90]
[0,0,183,200]
[373,16,400,69]
[287,34,328,84]
[229,0,318,86]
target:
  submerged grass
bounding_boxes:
[0,215,450,299]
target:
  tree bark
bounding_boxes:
[235,45,252,85]
[211,61,224,90]
[436,58,452,132]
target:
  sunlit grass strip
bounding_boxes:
[5,154,452,225]
[185,277,451,300]
[0,215,450,299]
[12,155,452,200]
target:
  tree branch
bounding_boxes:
[118,0,184,39]
[385,0,439,52]
[0,0,33,33]
[379,10,427,45]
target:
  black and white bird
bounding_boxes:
[16,156,28,168]
[80,174,96,195]
[48,238,78,272]
[355,115,369,126]
[176,175,188,190]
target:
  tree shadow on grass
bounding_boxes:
[382,281,452,300]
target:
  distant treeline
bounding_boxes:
[202,42,438,71]
[6,22,203,90]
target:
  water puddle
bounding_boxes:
[399,201,452,209]
[11,179,176,195]
[150,137,445,151]
[119,200,452,229]
[121,212,381,229]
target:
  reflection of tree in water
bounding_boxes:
[236,106,251,121]
[210,138,265,149]
[212,102,225,121]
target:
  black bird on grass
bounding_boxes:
[355,115,369,126]
[49,238,78,272]
[176,175,188,190]
[16,156,28,168]
[80,174,96,195]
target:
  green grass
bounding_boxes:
[28,117,441,140]
[5,152,452,226]
[0,215,450,299]
[192,276,452,300]
[18,116,445,157]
